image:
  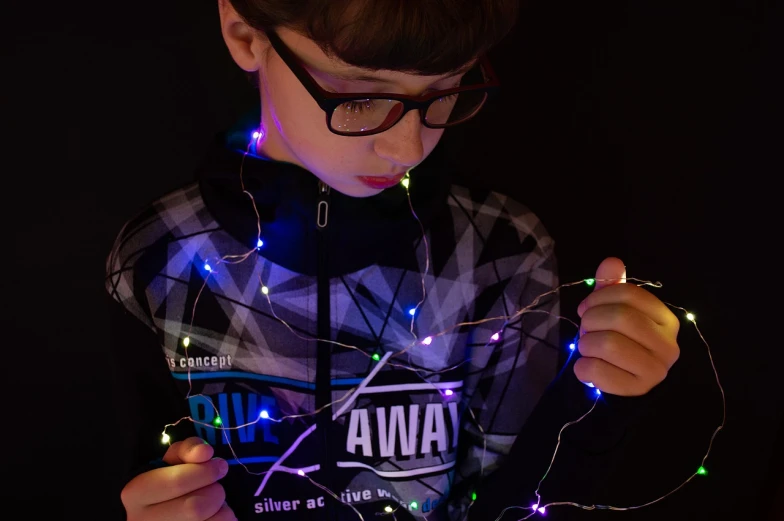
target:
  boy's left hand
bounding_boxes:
[575,257,681,396]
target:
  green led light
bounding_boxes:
[584,278,596,286]
[372,353,381,361]
[697,466,707,475]
[471,491,477,501]
[409,501,418,510]
[213,416,223,426]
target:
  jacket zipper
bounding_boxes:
[315,180,334,515]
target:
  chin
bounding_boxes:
[329,182,384,199]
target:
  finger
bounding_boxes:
[577,330,669,382]
[206,502,237,521]
[165,437,215,465]
[123,458,229,507]
[593,257,626,290]
[574,356,648,397]
[580,303,679,365]
[142,482,226,521]
[577,283,679,328]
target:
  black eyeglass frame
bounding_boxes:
[265,29,501,137]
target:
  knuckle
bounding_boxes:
[168,469,189,497]
[573,356,595,380]
[120,485,135,509]
[607,304,627,325]
[653,361,669,383]
[213,503,237,521]
[182,498,206,521]
[184,483,225,521]
[597,330,620,356]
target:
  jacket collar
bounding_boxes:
[197,115,452,277]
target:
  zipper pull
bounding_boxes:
[317,180,330,229]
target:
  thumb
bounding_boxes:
[163,436,215,465]
[593,257,626,291]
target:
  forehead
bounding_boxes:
[275,26,476,86]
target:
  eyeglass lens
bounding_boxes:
[330,64,488,135]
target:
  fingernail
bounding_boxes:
[217,458,229,476]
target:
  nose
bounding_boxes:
[373,109,425,168]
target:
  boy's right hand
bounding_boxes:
[122,437,235,521]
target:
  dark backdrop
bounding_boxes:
[3,0,781,519]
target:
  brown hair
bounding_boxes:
[229,0,519,76]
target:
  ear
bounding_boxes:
[218,0,267,73]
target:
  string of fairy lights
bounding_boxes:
[157,128,725,520]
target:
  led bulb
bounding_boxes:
[257,239,264,248]
[408,308,416,316]
[585,278,595,286]
[538,507,546,514]
[569,343,575,350]
[491,332,500,341]
[261,286,269,295]
[444,389,454,396]
[213,416,222,426]
[161,433,171,444]
[372,353,381,361]
[401,178,410,188]
[260,410,269,419]
[297,470,305,476]
[384,506,393,513]
[204,263,212,272]
[471,491,477,501]
[697,466,707,475]
[686,312,696,322]
[183,336,190,348]
[422,336,433,345]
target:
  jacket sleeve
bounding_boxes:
[465,350,662,521]
[107,294,196,515]
[447,243,562,519]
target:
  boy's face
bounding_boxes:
[220,7,472,198]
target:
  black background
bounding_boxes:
[3,0,781,519]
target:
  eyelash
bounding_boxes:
[343,93,458,114]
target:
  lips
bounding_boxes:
[356,172,407,189]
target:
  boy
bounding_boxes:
[105,1,681,520]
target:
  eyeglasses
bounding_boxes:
[265,30,500,137]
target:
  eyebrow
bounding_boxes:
[327,60,477,84]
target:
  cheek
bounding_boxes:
[422,127,445,154]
